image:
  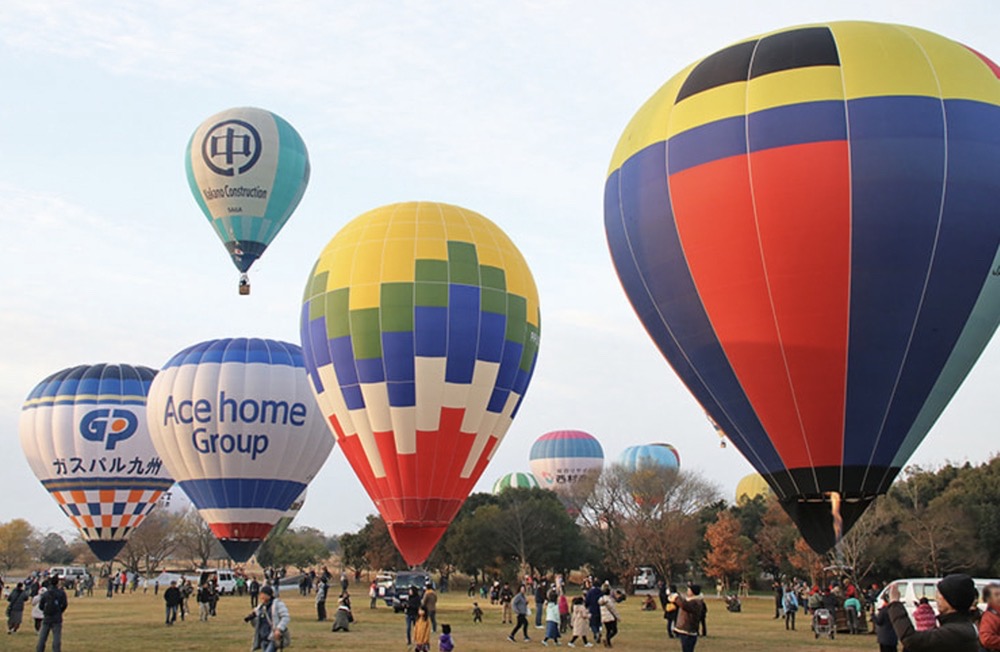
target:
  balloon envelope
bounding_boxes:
[529,430,604,500]
[605,21,1000,552]
[618,443,680,472]
[492,472,539,495]
[300,201,541,566]
[19,364,173,561]
[735,473,773,505]
[185,106,310,275]
[146,338,334,562]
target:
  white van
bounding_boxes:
[632,566,657,591]
[194,569,238,595]
[47,566,88,589]
[877,577,1000,621]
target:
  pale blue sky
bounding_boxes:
[2,1,998,539]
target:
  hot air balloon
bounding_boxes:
[271,487,308,538]
[735,473,773,505]
[146,338,334,562]
[619,443,680,472]
[19,364,173,561]
[492,472,540,495]
[185,107,310,294]
[300,201,541,566]
[604,21,1000,552]
[617,443,680,507]
[529,430,604,509]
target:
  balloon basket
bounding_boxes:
[239,274,250,295]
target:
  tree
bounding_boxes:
[256,527,330,569]
[174,510,222,567]
[754,499,798,581]
[117,511,178,576]
[580,466,717,587]
[702,511,752,591]
[0,519,36,571]
[491,488,589,575]
[39,532,75,565]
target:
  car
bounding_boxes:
[632,566,657,591]
[47,566,89,589]
[194,568,239,595]
[375,572,395,598]
[876,577,1000,622]
[389,571,432,612]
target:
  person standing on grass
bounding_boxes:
[35,577,67,652]
[782,585,799,631]
[535,579,547,629]
[568,595,591,647]
[163,580,182,626]
[413,607,432,652]
[6,581,28,634]
[585,579,604,644]
[249,576,260,608]
[508,584,531,642]
[599,584,621,648]
[872,593,898,652]
[315,578,328,622]
[542,589,562,646]
[438,622,454,651]
[251,585,289,652]
[369,580,378,609]
[844,593,862,634]
[670,583,705,652]
[30,586,47,632]
[422,581,439,633]
[500,582,514,624]
[405,586,421,646]
[197,583,212,622]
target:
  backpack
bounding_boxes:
[43,590,64,617]
[784,594,797,612]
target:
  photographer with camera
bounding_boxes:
[248,585,290,651]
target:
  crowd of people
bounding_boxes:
[10,565,1000,651]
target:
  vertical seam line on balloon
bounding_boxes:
[471,204,508,453]
[743,38,820,494]
[446,204,483,518]
[834,26,852,498]
[866,27,949,496]
[381,202,404,520]
[612,121,789,499]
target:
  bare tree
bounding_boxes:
[174,509,219,567]
[118,511,180,576]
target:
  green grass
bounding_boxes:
[5,586,878,651]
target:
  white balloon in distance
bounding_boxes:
[156,484,195,515]
[19,364,173,561]
[146,338,333,562]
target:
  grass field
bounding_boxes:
[4,586,881,651]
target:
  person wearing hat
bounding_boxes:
[251,585,290,651]
[670,583,705,652]
[887,574,979,651]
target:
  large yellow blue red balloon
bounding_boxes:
[605,21,1000,552]
[300,201,541,566]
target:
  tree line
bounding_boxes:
[4,457,999,585]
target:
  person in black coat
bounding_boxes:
[871,594,898,652]
[36,577,67,652]
[163,581,182,625]
[887,574,979,652]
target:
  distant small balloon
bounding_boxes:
[492,472,539,495]
[185,106,310,293]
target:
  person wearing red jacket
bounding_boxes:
[913,598,938,631]
[980,584,1000,652]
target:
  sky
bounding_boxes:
[2,1,999,541]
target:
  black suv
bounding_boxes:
[389,571,432,612]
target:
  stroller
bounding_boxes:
[812,608,835,639]
[725,594,742,613]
